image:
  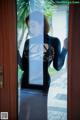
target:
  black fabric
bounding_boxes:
[20,34,67,90]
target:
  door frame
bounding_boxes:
[68,4,80,120]
[0,1,80,120]
[0,0,17,119]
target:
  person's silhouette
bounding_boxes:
[19,11,67,92]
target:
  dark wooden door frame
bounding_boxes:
[0,0,17,119]
[68,4,80,120]
[0,1,80,120]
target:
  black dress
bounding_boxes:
[20,34,67,91]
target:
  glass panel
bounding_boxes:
[29,1,44,84]
[48,5,69,120]
[17,0,69,119]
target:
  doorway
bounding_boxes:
[17,1,68,120]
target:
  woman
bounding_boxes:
[20,11,67,92]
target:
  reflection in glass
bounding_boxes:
[48,5,69,120]
[29,10,44,85]
[17,0,69,119]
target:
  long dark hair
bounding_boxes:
[25,11,50,34]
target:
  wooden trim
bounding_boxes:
[0,1,80,120]
[0,0,17,119]
[68,4,80,120]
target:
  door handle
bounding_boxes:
[0,65,3,88]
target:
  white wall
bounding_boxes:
[52,5,69,48]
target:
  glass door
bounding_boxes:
[17,0,45,90]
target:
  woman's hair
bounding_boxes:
[25,11,50,34]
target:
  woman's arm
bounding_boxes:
[53,38,67,71]
[21,40,29,71]
[17,39,29,71]
[17,50,23,69]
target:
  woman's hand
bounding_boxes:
[51,46,55,59]
[63,38,68,50]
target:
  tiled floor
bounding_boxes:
[48,67,67,120]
